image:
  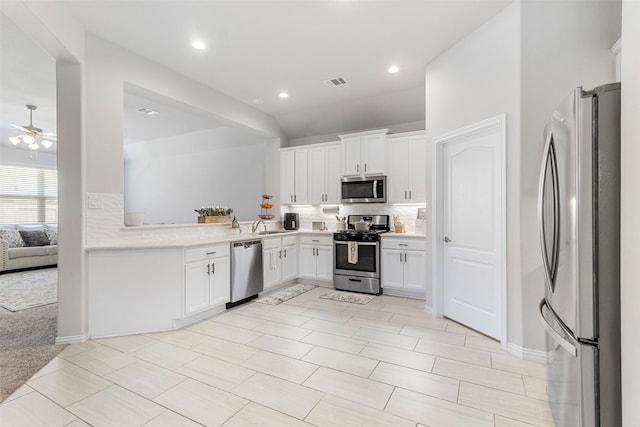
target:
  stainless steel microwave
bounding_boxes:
[341,175,386,204]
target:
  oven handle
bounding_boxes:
[334,241,378,246]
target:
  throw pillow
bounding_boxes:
[45,229,58,245]
[18,230,51,247]
[0,230,25,248]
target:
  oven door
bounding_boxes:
[334,241,379,278]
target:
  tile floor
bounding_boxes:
[0,285,554,426]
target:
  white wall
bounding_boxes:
[0,146,57,169]
[124,127,267,223]
[620,1,640,424]
[519,0,620,352]
[425,1,522,343]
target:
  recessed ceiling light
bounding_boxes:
[388,65,400,74]
[136,107,159,115]
[192,40,206,50]
[252,98,265,104]
[279,92,289,99]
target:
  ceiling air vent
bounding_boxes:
[324,77,348,88]
[136,107,159,115]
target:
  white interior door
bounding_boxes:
[440,116,505,340]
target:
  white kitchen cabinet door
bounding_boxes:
[294,149,308,204]
[388,137,410,203]
[263,248,281,289]
[281,244,298,282]
[184,259,211,315]
[362,133,386,175]
[281,151,295,205]
[381,249,404,289]
[325,145,342,203]
[408,135,428,203]
[299,245,317,278]
[308,147,326,204]
[404,250,426,291]
[342,137,361,176]
[315,245,334,280]
[209,257,230,306]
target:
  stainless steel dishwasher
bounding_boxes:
[227,239,264,308]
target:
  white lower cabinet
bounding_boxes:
[184,243,230,315]
[263,236,298,291]
[381,237,426,297]
[299,234,333,281]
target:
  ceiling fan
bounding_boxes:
[9,104,56,150]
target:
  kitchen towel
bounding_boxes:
[348,241,358,264]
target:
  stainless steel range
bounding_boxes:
[333,215,390,295]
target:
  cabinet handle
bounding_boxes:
[409,190,412,200]
[364,163,367,172]
[294,194,297,202]
[400,253,403,263]
[356,164,359,173]
[404,191,407,200]
[212,263,215,274]
[399,243,408,247]
[312,239,319,242]
[207,264,210,275]
[206,251,216,255]
[404,253,407,263]
[284,249,287,257]
[279,250,282,259]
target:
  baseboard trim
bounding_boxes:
[55,332,90,345]
[295,278,333,287]
[506,342,551,363]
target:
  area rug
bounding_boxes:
[257,284,318,305]
[0,268,57,312]
[320,290,375,305]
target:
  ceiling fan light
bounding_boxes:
[9,136,21,145]
[41,139,53,149]
[22,134,35,144]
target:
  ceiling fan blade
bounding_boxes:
[10,124,29,132]
[40,132,57,138]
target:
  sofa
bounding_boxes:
[0,224,58,273]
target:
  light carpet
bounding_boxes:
[257,284,318,305]
[320,290,375,305]
[0,268,57,311]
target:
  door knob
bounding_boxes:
[443,236,451,243]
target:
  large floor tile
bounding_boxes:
[27,365,112,407]
[305,394,415,427]
[303,367,393,410]
[232,373,323,420]
[354,327,418,350]
[57,341,102,360]
[385,387,494,427]
[247,334,314,359]
[241,350,319,383]
[301,331,368,354]
[298,307,352,322]
[203,323,264,344]
[224,402,312,427]
[3,384,34,403]
[154,378,248,426]
[145,328,210,349]
[253,321,312,341]
[67,385,165,426]
[445,321,486,337]
[300,317,361,337]
[359,343,435,372]
[131,341,201,370]
[415,339,492,367]
[492,352,547,379]
[302,346,378,377]
[30,357,71,380]
[144,410,202,426]
[192,337,259,363]
[95,334,157,353]
[433,357,526,395]
[458,381,555,426]
[389,313,449,331]
[0,391,77,427]
[465,334,502,352]
[399,325,467,346]
[523,375,549,401]
[340,306,394,321]
[495,415,541,427]
[370,362,459,402]
[258,309,311,326]
[105,361,186,399]
[345,317,403,333]
[210,312,267,329]
[64,344,137,376]
[176,355,255,391]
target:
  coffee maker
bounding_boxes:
[283,213,299,230]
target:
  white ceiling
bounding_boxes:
[1,0,512,149]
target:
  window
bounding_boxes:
[0,165,57,224]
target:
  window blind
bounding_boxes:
[0,165,58,224]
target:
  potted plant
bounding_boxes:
[195,206,234,223]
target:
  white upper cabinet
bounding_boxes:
[340,129,388,176]
[281,149,308,205]
[308,143,342,204]
[388,133,427,203]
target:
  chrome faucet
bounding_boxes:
[252,219,266,233]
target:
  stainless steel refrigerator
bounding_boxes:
[537,83,621,427]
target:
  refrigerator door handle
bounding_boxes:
[539,299,577,358]
[537,130,560,293]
